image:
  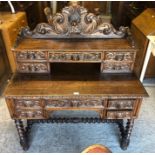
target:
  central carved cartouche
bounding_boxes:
[18,2,133,39]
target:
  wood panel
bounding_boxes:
[131,8,155,78]
[0,12,28,73]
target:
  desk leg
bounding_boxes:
[120,119,134,150]
[15,119,29,151]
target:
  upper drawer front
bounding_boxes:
[45,98,104,108]
[17,62,49,73]
[108,99,135,110]
[14,99,43,108]
[49,52,102,62]
[15,51,47,61]
[104,52,136,61]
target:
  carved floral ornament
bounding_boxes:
[20,2,131,39]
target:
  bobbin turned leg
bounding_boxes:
[15,119,29,151]
[120,119,134,150]
[117,119,125,140]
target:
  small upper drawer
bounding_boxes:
[14,99,43,108]
[15,51,47,61]
[104,52,136,61]
[108,99,135,110]
[49,52,102,62]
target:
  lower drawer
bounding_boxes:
[106,111,133,119]
[15,109,45,119]
[17,62,49,73]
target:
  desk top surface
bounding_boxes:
[4,72,148,97]
[14,38,135,51]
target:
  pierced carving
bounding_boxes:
[16,51,47,60]
[19,2,130,39]
[17,62,49,73]
[49,52,101,62]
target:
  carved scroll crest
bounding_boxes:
[19,2,132,39]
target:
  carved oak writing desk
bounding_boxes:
[4,2,148,151]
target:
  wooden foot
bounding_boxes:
[15,119,29,151]
[120,119,134,150]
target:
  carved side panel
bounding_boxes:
[17,62,49,73]
[49,52,102,62]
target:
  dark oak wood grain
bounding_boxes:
[3,2,148,151]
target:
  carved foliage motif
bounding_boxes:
[20,2,129,39]
[16,109,43,118]
[15,99,42,108]
[107,111,132,119]
[49,52,101,62]
[16,51,47,60]
[102,62,133,73]
[104,52,135,61]
[108,100,135,109]
[17,62,49,73]
[46,99,103,108]
[101,51,136,73]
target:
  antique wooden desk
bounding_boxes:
[4,2,148,151]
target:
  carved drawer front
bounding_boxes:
[108,99,135,110]
[15,109,44,119]
[49,52,101,62]
[104,52,135,61]
[45,98,103,108]
[14,99,43,108]
[17,62,49,73]
[101,61,134,73]
[107,111,132,119]
[15,51,47,61]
